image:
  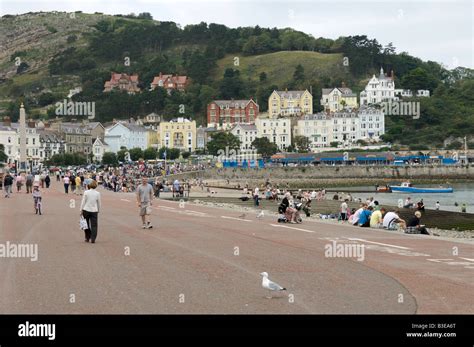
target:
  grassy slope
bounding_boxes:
[214,51,345,87]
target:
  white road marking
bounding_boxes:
[120,199,131,202]
[270,224,315,233]
[347,238,410,250]
[427,258,474,269]
[459,257,474,262]
[221,216,252,222]
[158,206,176,210]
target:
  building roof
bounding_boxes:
[213,99,256,108]
[322,87,356,97]
[151,73,188,88]
[37,129,63,142]
[274,90,309,99]
[231,124,257,131]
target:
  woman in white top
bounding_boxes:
[63,175,70,194]
[80,180,101,243]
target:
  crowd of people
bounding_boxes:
[338,196,432,235]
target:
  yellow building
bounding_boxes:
[147,128,160,149]
[268,90,313,118]
[159,117,196,152]
[321,87,358,112]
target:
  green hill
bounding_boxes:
[214,51,345,88]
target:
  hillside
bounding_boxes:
[0,11,473,149]
[214,51,345,89]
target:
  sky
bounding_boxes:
[1,0,473,69]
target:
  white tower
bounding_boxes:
[19,103,28,172]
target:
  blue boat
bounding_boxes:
[389,182,453,193]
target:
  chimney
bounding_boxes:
[341,81,346,88]
[27,118,36,128]
[391,70,394,80]
[3,116,11,127]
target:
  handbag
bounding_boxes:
[79,216,89,230]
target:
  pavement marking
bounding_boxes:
[427,258,474,269]
[346,238,410,250]
[459,257,474,262]
[157,206,176,210]
[153,207,210,218]
[270,224,315,233]
[221,216,252,222]
[120,199,131,202]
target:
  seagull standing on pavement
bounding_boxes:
[260,272,286,298]
[256,211,264,219]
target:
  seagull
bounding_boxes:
[260,272,286,298]
[256,211,264,219]
[238,213,247,219]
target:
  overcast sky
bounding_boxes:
[2,0,473,69]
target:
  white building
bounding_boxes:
[104,121,149,153]
[296,113,333,149]
[360,67,395,106]
[230,124,257,151]
[295,107,384,150]
[37,128,65,162]
[0,117,41,167]
[358,107,385,140]
[92,138,109,162]
[255,117,291,151]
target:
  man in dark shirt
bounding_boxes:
[407,211,429,235]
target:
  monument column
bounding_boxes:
[19,103,28,172]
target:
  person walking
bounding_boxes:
[44,174,51,189]
[137,177,154,229]
[56,170,60,182]
[75,175,82,195]
[26,173,34,194]
[253,187,260,207]
[70,174,76,194]
[63,175,70,194]
[80,180,101,243]
[16,174,23,193]
[3,172,13,198]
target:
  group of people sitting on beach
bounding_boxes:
[340,199,432,235]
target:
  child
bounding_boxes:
[32,185,42,215]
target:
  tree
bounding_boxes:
[143,147,158,160]
[259,72,267,82]
[251,137,278,158]
[17,62,29,74]
[293,135,311,152]
[401,67,438,93]
[137,12,153,20]
[181,152,191,159]
[117,148,127,162]
[128,148,144,161]
[293,64,305,83]
[102,152,118,165]
[219,68,245,99]
[206,132,241,156]
[158,147,180,160]
[330,141,339,148]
